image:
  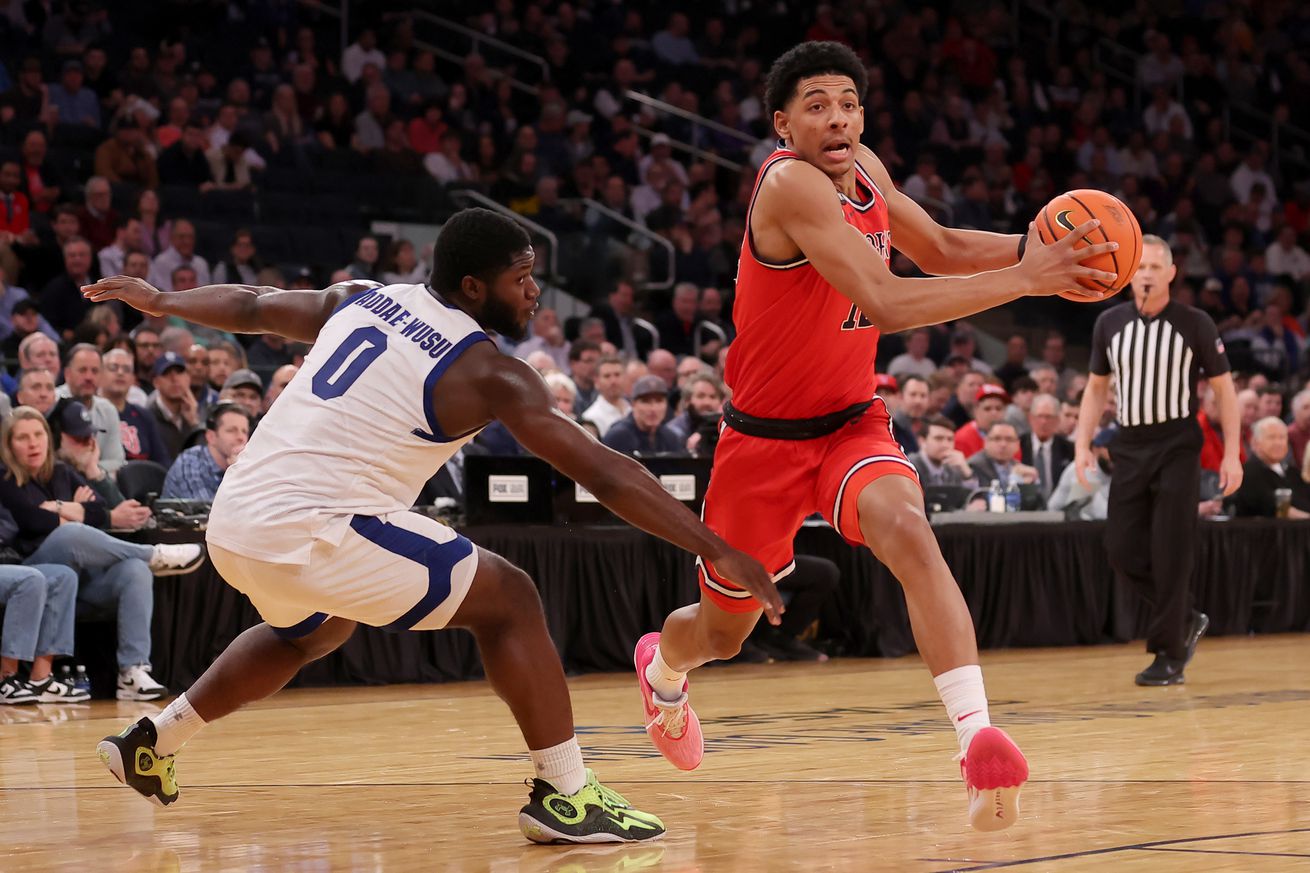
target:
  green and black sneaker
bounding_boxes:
[519,769,665,844]
[96,717,179,807]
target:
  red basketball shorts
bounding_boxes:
[697,397,919,613]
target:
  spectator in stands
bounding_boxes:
[0,500,81,703]
[1,299,55,362]
[134,189,169,258]
[96,215,142,279]
[941,369,984,429]
[1265,227,1310,282]
[956,383,1011,458]
[0,161,33,272]
[873,374,918,453]
[40,236,95,339]
[54,344,124,475]
[1029,363,1060,399]
[1257,385,1285,422]
[581,355,628,437]
[968,420,1038,488]
[654,283,704,358]
[513,307,569,372]
[888,328,937,380]
[354,84,393,153]
[380,239,426,285]
[93,118,158,189]
[185,344,218,413]
[652,13,699,68]
[149,220,210,292]
[161,402,250,501]
[220,369,263,419]
[157,117,215,190]
[892,374,930,443]
[567,339,600,411]
[18,331,60,378]
[1020,394,1074,502]
[263,364,299,415]
[587,281,646,361]
[346,235,380,280]
[99,348,170,466]
[0,407,203,702]
[47,58,99,127]
[602,376,683,455]
[1003,375,1039,430]
[74,176,117,252]
[993,334,1034,390]
[206,341,239,392]
[541,371,578,418]
[1232,417,1310,518]
[909,416,978,488]
[15,130,61,217]
[342,28,385,84]
[129,324,160,391]
[211,229,260,286]
[14,369,56,417]
[424,131,475,184]
[1049,425,1116,521]
[676,374,727,458]
[149,351,198,462]
[207,132,254,191]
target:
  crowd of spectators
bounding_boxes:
[2,1,1310,687]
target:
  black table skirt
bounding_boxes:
[76,520,1310,695]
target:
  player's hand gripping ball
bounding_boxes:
[1037,189,1143,302]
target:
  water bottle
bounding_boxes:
[987,479,1006,513]
[1005,480,1021,513]
[73,665,91,696]
[58,664,74,690]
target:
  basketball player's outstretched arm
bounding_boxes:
[80,275,373,342]
[459,349,784,622]
[857,144,1023,276]
[756,160,1120,333]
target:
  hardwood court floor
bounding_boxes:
[2,636,1307,872]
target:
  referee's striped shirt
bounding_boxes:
[1089,301,1231,428]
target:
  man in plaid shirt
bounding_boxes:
[160,402,250,501]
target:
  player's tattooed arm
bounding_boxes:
[463,351,785,621]
[80,276,375,342]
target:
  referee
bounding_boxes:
[1074,234,1243,686]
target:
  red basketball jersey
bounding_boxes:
[725,148,893,419]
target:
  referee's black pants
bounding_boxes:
[1105,419,1203,661]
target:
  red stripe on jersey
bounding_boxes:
[726,148,893,419]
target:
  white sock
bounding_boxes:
[933,664,992,756]
[150,692,207,757]
[644,645,686,703]
[530,736,587,795]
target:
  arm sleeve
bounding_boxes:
[1194,311,1231,377]
[1089,313,1111,376]
[88,472,126,508]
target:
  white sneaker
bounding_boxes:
[29,676,90,703]
[149,543,204,576]
[0,675,38,705]
[118,665,168,701]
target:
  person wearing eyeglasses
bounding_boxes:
[967,421,1039,489]
[97,348,171,466]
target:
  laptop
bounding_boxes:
[922,485,971,515]
[463,455,556,524]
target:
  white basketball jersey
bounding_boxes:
[207,283,490,563]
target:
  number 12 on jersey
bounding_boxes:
[312,326,388,399]
[841,303,875,331]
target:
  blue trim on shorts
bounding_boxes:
[349,515,474,631]
[415,332,491,442]
[271,612,329,639]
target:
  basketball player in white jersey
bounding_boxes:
[82,208,779,844]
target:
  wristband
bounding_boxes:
[1016,235,1027,260]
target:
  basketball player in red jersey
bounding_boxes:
[633,42,1119,831]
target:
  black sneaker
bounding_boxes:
[0,675,38,705]
[519,769,664,844]
[1135,653,1186,686]
[1184,611,1209,665]
[96,717,179,807]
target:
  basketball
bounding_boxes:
[1036,189,1143,302]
